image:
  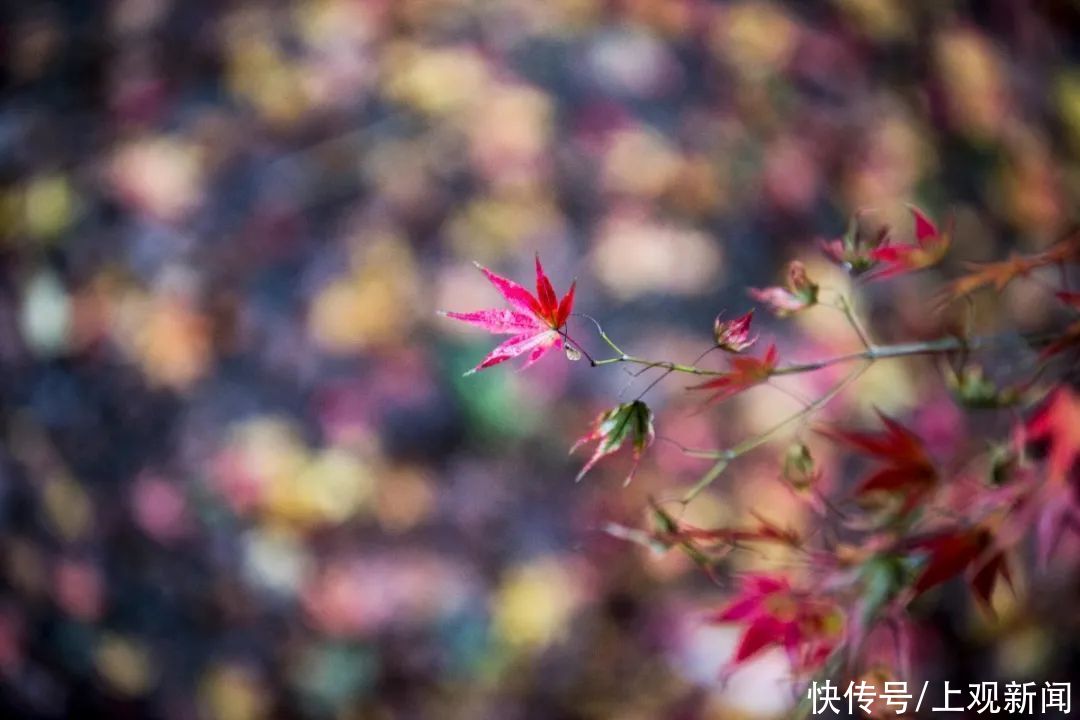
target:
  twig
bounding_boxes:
[836,294,875,350]
[680,363,872,504]
[590,329,1059,378]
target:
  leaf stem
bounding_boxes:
[571,313,626,357]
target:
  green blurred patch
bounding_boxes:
[292,642,376,714]
[443,342,541,442]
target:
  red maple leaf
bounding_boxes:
[688,343,779,404]
[902,528,1010,608]
[1003,386,1080,564]
[867,205,950,280]
[706,574,843,674]
[818,411,937,509]
[1025,386,1080,486]
[652,505,801,549]
[441,254,576,375]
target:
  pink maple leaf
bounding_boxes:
[441,254,576,375]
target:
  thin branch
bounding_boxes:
[634,368,675,400]
[653,435,729,459]
[680,362,872,504]
[766,379,815,409]
[633,346,719,401]
[591,329,1060,378]
[836,294,874,350]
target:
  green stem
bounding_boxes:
[602,355,721,374]
[837,294,874,350]
[571,313,626,358]
[680,363,871,504]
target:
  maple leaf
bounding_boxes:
[688,343,779,404]
[713,310,757,353]
[941,254,1034,302]
[818,411,936,510]
[441,254,576,375]
[819,210,890,276]
[748,261,819,316]
[706,574,843,674]
[651,503,801,549]
[571,400,655,484]
[940,230,1079,305]
[866,205,950,280]
[1024,386,1080,485]
[1012,389,1080,565]
[903,528,1011,609]
[970,548,1012,608]
[640,504,799,578]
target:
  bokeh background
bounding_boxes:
[2,1,1080,718]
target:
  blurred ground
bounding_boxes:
[2,1,1080,718]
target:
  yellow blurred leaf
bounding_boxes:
[309,235,420,354]
[493,558,584,650]
[383,43,490,117]
[199,663,268,720]
[375,465,434,533]
[95,634,156,697]
[24,174,76,241]
[43,475,93,542]
[712,2,797,78]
